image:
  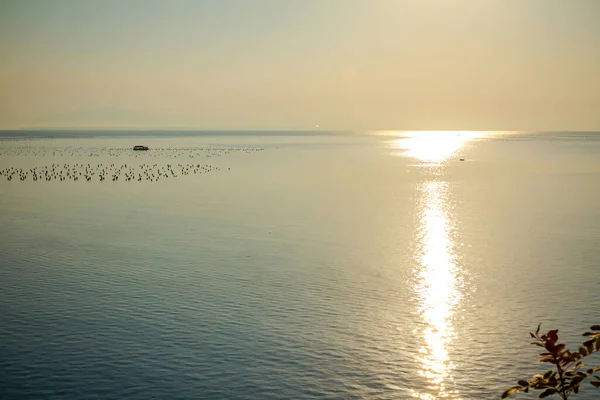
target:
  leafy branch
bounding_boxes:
[502,324,600,399]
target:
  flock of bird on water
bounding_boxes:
[0,144,264,183]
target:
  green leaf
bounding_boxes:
[539,388,556,398]
[502,387,520,398]
[590,325,600,331]
[518,380,529,387]
[571,375,584,384]
[536,323,542,335]
[543,370,553,379]
[586,343,595,354]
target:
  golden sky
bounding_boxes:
[1,0,599,130]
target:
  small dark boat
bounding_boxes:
[133,145,149,151]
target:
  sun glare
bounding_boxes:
[390,131,481,164]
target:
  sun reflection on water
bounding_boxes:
[411,181,462,399]
[394,131,477,399]
[390,131,481,163]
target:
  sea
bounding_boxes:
[1,130,599,399]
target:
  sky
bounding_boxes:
[1,0,599,131]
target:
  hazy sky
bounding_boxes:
[1,0,599,130]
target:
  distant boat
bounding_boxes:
[133,145,149,151]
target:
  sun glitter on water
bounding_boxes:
[410,181,463,399]
[390,131,478,399]
[389,131,482,163]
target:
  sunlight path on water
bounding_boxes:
[411,181,463,399]
[389,131,480,399]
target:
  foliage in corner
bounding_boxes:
[502,324,600,399]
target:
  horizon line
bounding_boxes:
[2,127,600,133]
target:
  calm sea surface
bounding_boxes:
[1,131,599,399]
